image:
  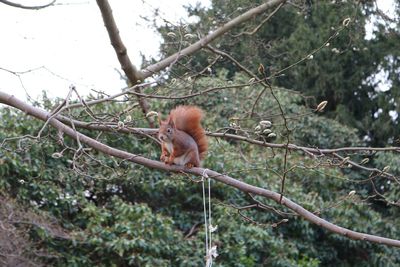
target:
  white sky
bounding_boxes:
[0,0,396,102]
[0,0,209,101]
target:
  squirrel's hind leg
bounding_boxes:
[184,150,200,168]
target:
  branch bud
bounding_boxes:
[348,190,356,197]
[146,111,158,118]
[258,63,265,74]
[342,18,351,27]
[52,152,62,159]
[184,33,195,39]
[383,166,390,172]
[316,101,328,112]
[167,32,176,38]
[259,120,272,128]
[341,156,350,165]
[263,129,272,135]
[124,115,132,123]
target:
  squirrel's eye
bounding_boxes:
[167,128,172,133]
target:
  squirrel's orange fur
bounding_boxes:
[158,105,208,168]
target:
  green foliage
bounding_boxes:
[67,197,202,266]
[1,80,400,266]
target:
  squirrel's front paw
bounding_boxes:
[160,155,172,165]
[165,156,175,165]
[185,163,194,168]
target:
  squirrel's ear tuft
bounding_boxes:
[157,113,162,125]
[168,116,175,128]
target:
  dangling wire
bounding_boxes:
[208,176,212,254]
[202,171,209,258]
[202,169,218,267]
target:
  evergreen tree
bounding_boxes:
[157,0,399,146]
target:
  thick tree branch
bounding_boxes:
[54,120,400,156]
[54,117,400,179]
[96,0,142,82]
[51,114,400,179]
[1,90,400,248]
[96,0,154,126]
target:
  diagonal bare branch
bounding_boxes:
[96,0,154,126]
[139,0,287,78]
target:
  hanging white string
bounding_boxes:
[208,175,212,255]
[201,170,209,259]
[202,169,218,267]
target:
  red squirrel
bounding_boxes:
[158,105,208,168]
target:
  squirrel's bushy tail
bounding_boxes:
[170,105,208,160]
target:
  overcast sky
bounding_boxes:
[0,0,210,101]
[0,0,395,102]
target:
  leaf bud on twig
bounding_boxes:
[316,101,328,112]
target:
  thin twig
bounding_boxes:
[0,0,55,10]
